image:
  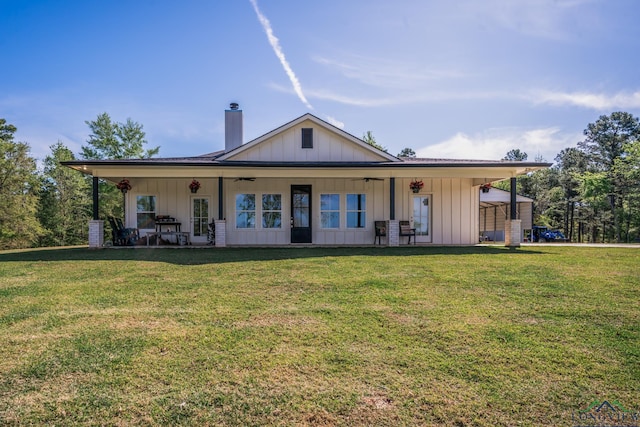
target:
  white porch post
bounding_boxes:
[388,220,399,247]
[214,219,226,247]
[89,220,104,248]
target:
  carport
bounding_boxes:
[479,187,533,242]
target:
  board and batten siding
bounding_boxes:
[395,178,479,245]
[225,178,388,246]
[122,176,480,245]
[228,120,387,163]
[123,178,218,236]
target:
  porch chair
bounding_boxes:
[108,216,139,246]
[399,220,416,245]
[374,221,387,245]
[207,220,215,245]
[116,218,140,240]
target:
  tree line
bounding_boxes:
[1,112,638,250]
[0,113,157,249]
[498,112,640,243]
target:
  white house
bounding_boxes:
[64,104,550,247]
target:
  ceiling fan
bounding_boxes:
[352,177,385,182]
[234,177,256,182]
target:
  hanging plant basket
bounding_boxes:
[189,179,201,193]
[116,179,131,194]
[409,179,423,193]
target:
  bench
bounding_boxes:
[374,221,387,245]
[399,220,416,245]
[146,231,191,246]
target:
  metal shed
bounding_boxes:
[479,187,533,242]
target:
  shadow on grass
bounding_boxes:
[0,245,546,265]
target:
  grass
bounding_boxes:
[0,246,638,426]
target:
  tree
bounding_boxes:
[0,119,42,249]
[503,149,528,161]
[555,148,588,241]
[81,113,159,225]
[398,148,416,158]
[362,131,387,152]
[612,139,640,241]
[578,112,640,241]
[579,172,613,242]
[81,113,159,160]
[38,142,91,246]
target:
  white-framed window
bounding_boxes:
[136,195,156,229]
[236,194,256,228]
[262,194,282,228]
[346,194,366,228]
[320,193,340,228]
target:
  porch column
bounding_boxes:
[89,176,104,248]
[389,177,395,220]
[218,177,224,220]
[89,220,104,248]
[510,177,517,220]
[505,177,521,247]
[92,176,99,220]
[388,220,399,246]
[214,219,226,247]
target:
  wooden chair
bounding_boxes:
[116,218,140,242]
[207,221,216,245]
[374,221,387,245]
[108,216,139,246]
[399,220,416,245]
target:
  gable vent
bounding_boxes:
[302,128,313,149]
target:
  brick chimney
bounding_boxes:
[225,102,243,152]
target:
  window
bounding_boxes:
[262,194,282,228]
[346,194,366,228]
[302,128,313,149]
[320,194,340,228]
[236,194,256,228]
[136,196,156,229]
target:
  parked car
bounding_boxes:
[532,226,567,242]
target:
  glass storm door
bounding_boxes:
[412,195,432,243]
[191,197,210,244]
[291,185,312,243]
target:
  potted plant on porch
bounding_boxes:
[189,179,201,193]
[116,178,131,194]
[409,179,423,193]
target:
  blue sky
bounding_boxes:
[2,0,639,164]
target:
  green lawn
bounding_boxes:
[0,246,638,426]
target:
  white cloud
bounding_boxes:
[249,0,313,110]
[416,127,581,162]
[466,0,598,40]
[532,90,640,110]
[267,82,507,108]
[325,116,345,129]
[312,55,466,90]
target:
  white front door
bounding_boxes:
[412,194,432,243]
[191,197,211,244]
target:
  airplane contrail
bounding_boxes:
[249,0,313,110]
